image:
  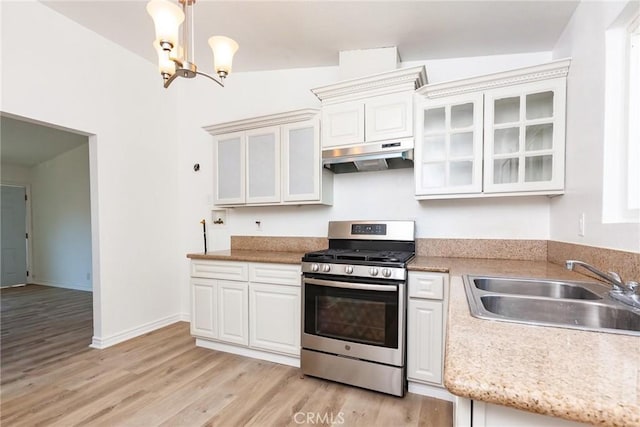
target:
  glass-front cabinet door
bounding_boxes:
[246,126,280,204]
[415,93,484,196]
[483,78,566,193]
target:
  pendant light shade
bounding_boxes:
[153,41,175,76]
[146,0,184,50]
[208,36,239,77]
[146,0,239,89]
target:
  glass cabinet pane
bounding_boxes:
[450,161,473,186]
[451,103,473,128]
[494,128,520,154]
[424,108,446,133]
[525,155,553,182]
[422,163,446,188]
[526,91,554,120]
[218,137,242,200]
[423,135,446,160]
[525,123,553,151]
[247,133,277,198]
[493,158,519,184]
[450,132,474,157]
[494,97,520,124]
[287,127,314,195]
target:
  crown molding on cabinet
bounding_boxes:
[311,66,427,104]
[416,58,571,99]
[204,109,319,136]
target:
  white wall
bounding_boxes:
[1,164,31,184]
[1,1,182,343]
[551,0,640,252]
[176,51,553,314]
[30,144,92,291]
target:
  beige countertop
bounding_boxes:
[410,256,639,427]
[187,250,305,265]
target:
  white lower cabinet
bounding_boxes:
[249,282,300,355]
[190,278,217,339]
[407,299,443,384]
[217,280,249,346]
[190,260,301,365]
[455,399,590,427]
[407,272,451,400]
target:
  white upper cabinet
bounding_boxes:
[415,59,570,199]
[483,79,566,193]
[246,126,280,204]
[415,93,484,196]
[312,66,427,149]
[282,118,323,202]
[214,132,245,205]
[321,101,365,148]
[206,110,332,207]
[365,92,414,142]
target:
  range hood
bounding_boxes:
[322,138,414,174]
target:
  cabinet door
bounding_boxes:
[321,101,365,148]
[282,119,320,202]
[407,299,443,385]
[214,132,245,205]
[191,278,217,339]
[483,78,566,193]
[365,92,413,142]
[246,126,281,204]
[217,280,248,345]
[415,93,484,196]
[249,282,300,355]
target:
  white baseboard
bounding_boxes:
[195,338,300,368]
[90,314,184,349]
[178,312,191,322]
[32,280,92,292]
[408,381,456,402]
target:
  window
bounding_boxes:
[602,3,640,223]
[627,18,639,210]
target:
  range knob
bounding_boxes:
[322,264,331,273]
[369,267,379,276]
[381,268,392,278]
[345,265,354,274]
[311,263,319,272]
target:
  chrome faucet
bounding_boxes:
[566,260,640,309]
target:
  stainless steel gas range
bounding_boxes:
[300,220,415,397]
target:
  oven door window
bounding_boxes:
[304,281,398,348]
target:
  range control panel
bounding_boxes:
[351,223,387,236]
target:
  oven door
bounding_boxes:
[301,276,405,367]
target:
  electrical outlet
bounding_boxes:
[578,213,586,237]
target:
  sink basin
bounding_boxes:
[481,295,640,332]
[473,277,602,300]
[463,275,640,336]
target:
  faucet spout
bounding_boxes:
[566,260,627,291]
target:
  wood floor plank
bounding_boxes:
[1,284,453,426]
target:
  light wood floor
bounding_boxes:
[1,284,453,426]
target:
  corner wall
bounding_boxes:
[551,0,640,253]
[30,144,92,291]
[1,1,182,342]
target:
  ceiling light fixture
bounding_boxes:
[146,0,239,88]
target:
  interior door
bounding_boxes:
[1,185,27,287]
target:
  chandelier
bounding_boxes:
[146,0,239,88]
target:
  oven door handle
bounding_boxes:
[303,277,397,292]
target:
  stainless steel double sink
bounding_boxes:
[463,276,640,336]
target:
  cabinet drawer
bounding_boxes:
[249,263,301,286]
[191,260,248,281]
[408,273,445,300]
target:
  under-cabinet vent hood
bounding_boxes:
[322,138,414,174]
